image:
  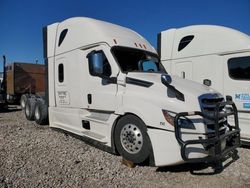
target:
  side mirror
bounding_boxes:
[87,51,116,84]
[88,51,104,76]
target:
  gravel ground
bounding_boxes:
[0,106,250,188]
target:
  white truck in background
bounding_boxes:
[158,25,250,144]
[24,17,240,167]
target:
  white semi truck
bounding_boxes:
[158,25,250,144]
[25,17,240,167]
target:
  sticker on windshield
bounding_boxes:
[243,103,250,109]
[235,93,250,102]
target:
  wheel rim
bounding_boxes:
[35,106,40,120]
[120,124,143,154]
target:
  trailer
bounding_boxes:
[24,17,240,167]
[0,56,45,110]
[5,62,45,108]
[158,25,250,144]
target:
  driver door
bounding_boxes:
[82,45,119,112]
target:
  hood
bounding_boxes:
[124,72,224,133]
[126,72,220,97]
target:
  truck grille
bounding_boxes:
[198,93,226,131]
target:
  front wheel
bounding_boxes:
[114,115,152,164]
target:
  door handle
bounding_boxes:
[181,71,185,79]
[87,94,92,104]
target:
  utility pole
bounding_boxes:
[2,55,7,101]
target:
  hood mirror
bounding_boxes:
[161,74,185,101]
[161,74,172,84]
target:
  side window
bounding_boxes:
[228,56,250,80]
[58,29,68,47]
[87,51,112,77]
[58,63,64,82]
[178,35,194,51]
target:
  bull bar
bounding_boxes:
[174,101,240,163]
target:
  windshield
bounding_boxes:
[112,47,166,73]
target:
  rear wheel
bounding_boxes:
[114,115,152,164]
[34,100,48,125]
[25,97,36,121]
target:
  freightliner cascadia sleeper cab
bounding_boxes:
[158,25,250,144]
[25,18,240,167]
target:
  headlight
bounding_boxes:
[162,110,196,130]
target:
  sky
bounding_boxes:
[0,0,250,72]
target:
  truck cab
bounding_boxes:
[25,18,240,167]
[158,25,250,144]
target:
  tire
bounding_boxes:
[34,99,48,125]
[20,94,28,110]
[114,115,152,164]
[25,97,36,121]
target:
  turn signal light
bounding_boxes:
[162,110,175,126]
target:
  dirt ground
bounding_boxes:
[0,106,250,188]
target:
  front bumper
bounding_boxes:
[174,101,240,163]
